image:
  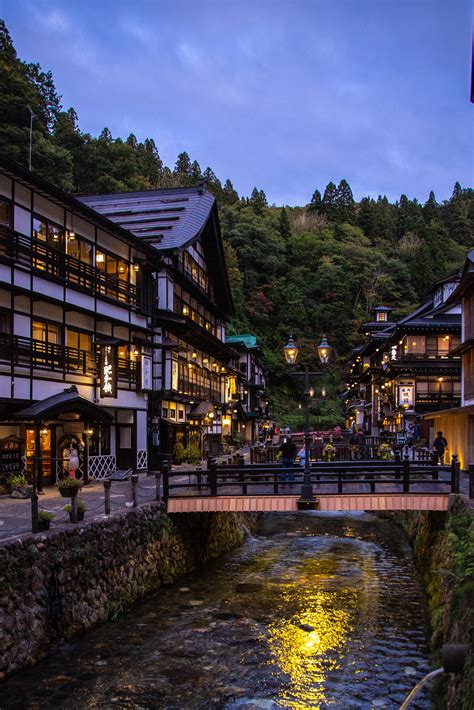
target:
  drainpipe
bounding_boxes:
[400,644,467,709]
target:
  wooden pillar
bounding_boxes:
[103,479,111,514]
[35,422,43,493]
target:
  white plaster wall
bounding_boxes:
[65,290,95,313]
[0,174,12,199]
[34,195,64,225]
[136,409,147,449]
[14,184,31,209]
[96,229,128,259]
[14,206,31,236]
[14,314,30,337]
[0,267,11,287]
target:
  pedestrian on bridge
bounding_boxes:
[280,437,297,483]
[433,431,448,465]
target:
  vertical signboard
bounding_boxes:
[398,385,414,407]
[100,345,117,398]
[141,354,152,391]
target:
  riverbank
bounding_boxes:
[0,511,433,709]
[0,504,257,678]
[390,495,474,709]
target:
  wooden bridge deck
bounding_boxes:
[167,492,450,513]
[163,458,463,513]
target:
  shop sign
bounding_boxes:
[398,385,414,407]
[100,345,117,398]
[141,355,152,391]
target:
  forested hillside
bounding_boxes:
[1,20,473,426]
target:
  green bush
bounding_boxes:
[38,511,54,522]
[9,473,27,488]
[173,432,185,461]
[63,498,86,513]
[183,443,201,464]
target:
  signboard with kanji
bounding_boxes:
[100,345,117,398]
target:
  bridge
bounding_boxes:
[163,456,463,513]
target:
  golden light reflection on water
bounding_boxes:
[267,557,358,709]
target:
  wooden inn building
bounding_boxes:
[0,158,267,486]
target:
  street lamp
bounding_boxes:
[282,334,333,509]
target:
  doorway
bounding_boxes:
[116,425,134,470]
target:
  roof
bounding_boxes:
[226,334,258,349]
[14,387,114,423]
[188,401,213,418]
[445,250,474,303]
[79,186,215,252]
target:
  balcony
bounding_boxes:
[177,377,221,402]
[414,393,461,410]
[395,350,460,361]
[0,226,140,308]
[0,333,97,376]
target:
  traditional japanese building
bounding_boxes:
[346,278,462,438]
[0,157,156,487]
[424,251,474,468]
[80,185,237,461]
[225,334,269,445]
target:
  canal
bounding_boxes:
[1,512,432,709]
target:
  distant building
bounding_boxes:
[424,251,474,468]
[346,277,462,440]
[225,334,269,445]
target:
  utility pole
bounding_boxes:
[27,105,36,171]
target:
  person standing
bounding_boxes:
[280,437,297,482]
[356,429,366,459]
[433,431,448,465]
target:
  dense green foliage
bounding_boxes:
[1,20,473,426]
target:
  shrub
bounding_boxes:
[63,498,86,513]
[183,443,201,464]
[9,473,27,488]
[37,511,54,522]
[173,432,185,461]
[322,444,337,461]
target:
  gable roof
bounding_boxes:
[79,186,215,252]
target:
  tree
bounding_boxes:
[452,182,463,200]
[423,190,438,223]
[190,160,202,184]
[249,187,267,214]
[321,181,338,219]
[222,178,239,205]
[335,179,355,222]
[174,151,192,185]
[278,207,291,241]
[308,189,322,213]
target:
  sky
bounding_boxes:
[1,0,472,205]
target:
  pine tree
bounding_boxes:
[335,179,355,222]
[249,187,267,214]
[278,207,291,240]
[174,151,192,185]
[136,138,163,186]
[452,182,463,200]
[321,181,338,219]
[222,178,239,204]
[308,189,322,213]
[190,160,202,184]
[423,191,438,222]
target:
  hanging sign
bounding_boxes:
[141,354,152,391]
[398,385,414,407]
[100,345,117,398]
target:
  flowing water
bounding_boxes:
[1,512,432,709]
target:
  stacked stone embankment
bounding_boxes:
[392,495,473,709]
[0,504,257,678]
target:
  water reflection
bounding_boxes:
[0,512,431,710]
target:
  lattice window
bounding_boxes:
[136,449,148,471]
[89,455,116,480]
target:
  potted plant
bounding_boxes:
[377,443,393,461]
[183,443,201,465]
[63,498,86,522]
[37,511,54,531]
[58,477,83,497]
[9,473,30,499]
[322,443,337,461]
[173,432,185,464]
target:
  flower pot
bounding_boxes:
[69,510,85,522]
[58,485,82,498]
[37,520,50,532]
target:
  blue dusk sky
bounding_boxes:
[0,0,472,205]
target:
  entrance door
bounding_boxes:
[469,416,474,465]
[116,425,134,470]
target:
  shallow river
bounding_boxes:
[1,512,432,709]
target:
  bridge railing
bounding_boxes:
[162,455,460,502]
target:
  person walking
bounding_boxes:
[280,437,297,483]
[433,431,448,465]
[356,429,366,459]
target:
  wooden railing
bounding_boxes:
[0,226,139,307]
[161,455,460,501]
[0,333,98,376]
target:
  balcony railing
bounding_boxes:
[0,334,98,376]
[396,350,460,361]
[177,377,221,402]
[0,226,139,308]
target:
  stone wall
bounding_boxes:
[0,504,257,678]
[393,496,473,709]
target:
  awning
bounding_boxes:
[14,386,114,424]
[188,401,213,418]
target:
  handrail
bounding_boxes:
[0,333,98,376]
[0,226,139,307]
[162,455,459,501]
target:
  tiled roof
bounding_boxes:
[79,185,215,252]
[226,334,258,349]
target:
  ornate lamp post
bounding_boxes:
[282,334,333,509]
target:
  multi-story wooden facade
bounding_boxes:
[346,278,462,438]
[80,185,238,460]
[225,334,269,445]
[426,251,474,468]
[0,158,157,486]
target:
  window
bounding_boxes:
[404,336,425,354]
[0,199,11,227]
[66,329,92,352]
[66,234,92,266]
[0,310,11,334]
[32,320,61,345]
[377,311,387,322]
[32,216,64,250]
